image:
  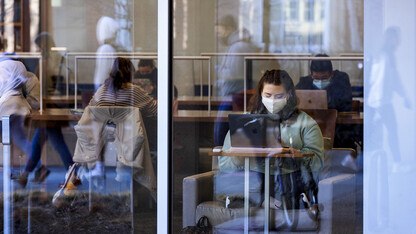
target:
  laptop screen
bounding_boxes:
[228,114,282,148]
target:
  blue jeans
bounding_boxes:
[9,116,32,157]
[24,127,74,172]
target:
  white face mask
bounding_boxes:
[262,97,287,114]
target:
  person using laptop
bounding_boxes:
[296,54,358,149]
[295,54,352,112]
[220,69,324,209]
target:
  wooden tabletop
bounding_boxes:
[173,110,242,122]
[30,109,81,121]
[44,95,81,105]
[208,147,314,158]
[177,96,232,106]
[29,108,363,125]
[336,112,363,124]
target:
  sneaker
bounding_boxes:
[63,180,78,196]
[89,161,105,178]
[31,165,51,183]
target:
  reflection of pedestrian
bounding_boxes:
[34,32,65,95]
[94,16,119,90]
[0,60,32,162]
[215,15,259,96]
[366,26,411,231]
[368,26,410,168]
[0,61,41,188]
[17,70,75,188]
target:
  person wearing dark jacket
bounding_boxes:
[296,54,356,149]
[295,54,352,112]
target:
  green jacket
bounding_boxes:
[219,111,324,175]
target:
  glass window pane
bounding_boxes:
[174,0,363,233]
[2,1,158,233]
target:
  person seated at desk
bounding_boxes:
[295,54,358,149]
[295,53,352,112]
[220,69,324,209]
[133,59,158,98]
[87,57,157,177]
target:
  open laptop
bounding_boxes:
[296,90,328,109]
[228,114,284,153]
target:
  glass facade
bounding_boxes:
[2,0,416,233]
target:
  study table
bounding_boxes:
[209,147,314,233]
[177,96,232,106]
[29,109,363,125]
[44,95,82,108]
[174,110,363,125]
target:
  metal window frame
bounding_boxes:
[157,0,173,233]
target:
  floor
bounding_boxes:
[0,165,363,233]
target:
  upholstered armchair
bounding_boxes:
[183,148,357,233]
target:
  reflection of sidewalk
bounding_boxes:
[0,166,130,194]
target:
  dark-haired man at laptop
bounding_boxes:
[296,54,356,149]
[295,54,352,112]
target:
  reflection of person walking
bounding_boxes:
[368,27,410,171]
[366,26,412,231]
[94,16,119,90]
[215,14,259,96]
[34,32,65,95]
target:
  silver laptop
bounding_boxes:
[228,114,282,149]
[296,90,328,109]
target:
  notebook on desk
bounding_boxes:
[228,114,283,153]
[296,90,328,109]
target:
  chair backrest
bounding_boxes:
[81,91,95,108]
[74,105,156,195]
[302,109,338,147]
[296,90,328,109]
[351,100,361,112]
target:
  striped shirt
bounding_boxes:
[89,82,157,117]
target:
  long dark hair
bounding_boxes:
[105,57,135,90]
[248,69,298,120]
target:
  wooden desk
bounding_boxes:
[44,95,81,106]
[177,96,233,111]
[210,147,313,232]
[177,96,232,106]
[336,112,363,124]
[30,109,81,121]
[174,110,242,122]
[209,150,313,158]
[30,109,363,125]
[174,110,363,125]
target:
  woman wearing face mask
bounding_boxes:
[219,70,324,209]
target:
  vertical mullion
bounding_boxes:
[157,0,173,233]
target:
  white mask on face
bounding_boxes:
[262,97,287,114]
[313,80,331,90]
